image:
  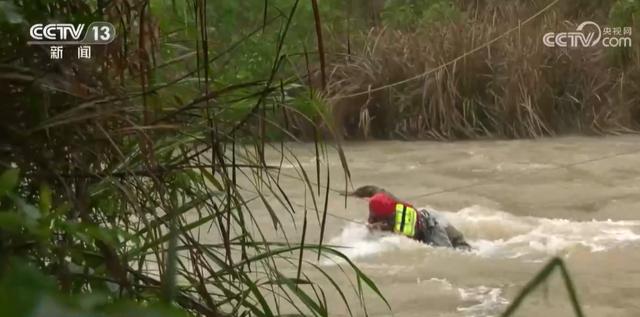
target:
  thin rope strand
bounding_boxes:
[328,0,561,101]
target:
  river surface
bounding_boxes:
[240,136,640,316]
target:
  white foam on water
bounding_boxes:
[320,207,640,317]
[425,277,454,290]
[322,205,640,264]
[444,205,640,260]
[419,277,508,317]
[456,286,509,317]
[320,223,426,265]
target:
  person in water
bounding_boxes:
[346,185,471,250]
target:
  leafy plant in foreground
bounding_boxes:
[0,0,384,316]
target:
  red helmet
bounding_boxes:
[368,192,398,218]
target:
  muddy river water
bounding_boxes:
[243,136,640,316]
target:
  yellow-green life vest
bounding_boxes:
[394,204,417,238]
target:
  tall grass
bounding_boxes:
[501,257,585,317]
[324,0,640,140]
[0,0,383,316]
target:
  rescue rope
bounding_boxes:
[327,0,561,101]
[406,146,640,201]
[277,145,640,225]
[264,0,566,225]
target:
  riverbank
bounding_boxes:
[288,0,640,141]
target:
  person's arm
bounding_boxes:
[367,216,394,232]
[366,222,385,231]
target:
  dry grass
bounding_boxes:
[323,0,640,140]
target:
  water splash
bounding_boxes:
[446,205,640,260]
[457,286,509,317]
[321,223,425,265]
[322,205,640,264]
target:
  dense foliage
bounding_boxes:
[0,1,380,316]
[325,0,640,139]
[1,0,639,316]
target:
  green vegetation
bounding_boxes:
[502,257,584,317]
[327,0,640,139]
[0,1,381,316]
[0,0,637,316]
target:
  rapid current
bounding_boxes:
[247,136,640,316]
